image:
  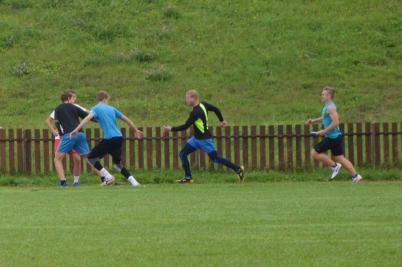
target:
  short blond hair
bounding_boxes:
[96,91,110,102]
[186,89,199,100]
[323,86,336,99]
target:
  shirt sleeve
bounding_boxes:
[202,101,224,122]
[76,105,89,119]
[50,110,55,119]
[114,108,123,119]
[171,111,197,132]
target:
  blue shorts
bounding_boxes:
[57,132,90,155]
[187,137,216,154]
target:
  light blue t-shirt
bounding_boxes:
[91,103,123,139]
[322,102,342,139]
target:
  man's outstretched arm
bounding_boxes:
[202,102,229,127]
[120,115,143,139]
[70,112,95,137]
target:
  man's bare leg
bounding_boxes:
[54,152,67,186]
[312,150,335,167]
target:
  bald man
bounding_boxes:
[164,90,245,183]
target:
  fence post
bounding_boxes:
[295,125,302,169]
[155,127,162,169]
[373,123,380,166]
[383,123,389,166]
[233,126,240,166]
[24,129,32,175]
[251,126,257,170]
[391,123,399,166]
[278,125,285,170]
[347,123,354,164]
[34,129,41,175]
[43,129,50,174]
[138,127,144,170]
[286,125,293,170]
[0,129,6,173]
[268,125,275,170]
[8,129,15,174]
[259,126,266,170]
[163,130,170,170]
[356,123,363,166]
[242,126,249,168]
[216,127,223,170]
[146,127,153,170]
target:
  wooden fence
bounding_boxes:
[0,122,401,175]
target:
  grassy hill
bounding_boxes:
[0,0,401,128]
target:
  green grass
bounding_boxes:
[0,1,401,128]
[1,167,402,186]
[0,182,401,266]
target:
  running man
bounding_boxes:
[163,89,244,183]
[70,91,143,187]
[53,90,92,187]
[306,86,363,183]
[47,90,103,186]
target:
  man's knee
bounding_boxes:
[179,149,188,161]
[88,157,98,166]
[208,151,219,163]
[311,149,319,159]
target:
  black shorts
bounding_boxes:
[88,137,123,164]
[314,136,344,156]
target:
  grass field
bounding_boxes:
[1,182,401,267]
[0,0,401,127]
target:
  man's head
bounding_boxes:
[185,89,200,106]
[61,90,77,104]
[96,91,110,103]
[321,86,335,103]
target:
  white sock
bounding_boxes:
[73,176,79,183]
[100,168,113,179]
[128,176,140,186]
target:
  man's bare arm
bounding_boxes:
[46,117,59,136]
[120,115,143,139]
[70,112,95,137]
[305,117,323,125]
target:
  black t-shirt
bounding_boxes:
[171,101,224,139]
[54,103,89,135]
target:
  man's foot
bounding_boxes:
[352,174,363,183]
[101,176,115,186]
[128,176,141,187]
[73,181,80,187]
[59,180,67,187]
[237,166,245,183]
[330,163,342,180]
[176,178,193,184]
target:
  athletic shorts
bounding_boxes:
[187,137,216,154]
[54,138,76,155]
[88,137,123,164]
[57,132,90,155]
[314,135,344,156]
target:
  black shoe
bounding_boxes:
[176,178,193,184]
[237,166,245,183]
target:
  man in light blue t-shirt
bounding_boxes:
[306,86,362,183]
[71,91,144,187]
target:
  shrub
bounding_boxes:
[146,66,171,82]
[13,62,32,77]
[163,6,180,19]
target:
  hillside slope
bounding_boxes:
[0,0,401,128]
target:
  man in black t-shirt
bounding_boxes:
[53,91,91,187]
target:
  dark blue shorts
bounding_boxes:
[187,137,216,154]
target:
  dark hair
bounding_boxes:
[60,90,76,102]
[96,91,110,102]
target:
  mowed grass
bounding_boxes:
[0,0,401,127]
[0,182,401,267]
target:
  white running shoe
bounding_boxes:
[352,174,363,183]
[128,176,141,187]
[101,176,115,186]
[330,163,342,180]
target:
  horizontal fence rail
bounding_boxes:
[0,122,401,175]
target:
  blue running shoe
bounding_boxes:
[73,181,80,187]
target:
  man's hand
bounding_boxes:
[162,126,172,139]
[317,130,326,136]
[305,119,313,125]
[70,129,78,139]
[135,129,144,140]
[52,129,59,136]
[220,120,229,128]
